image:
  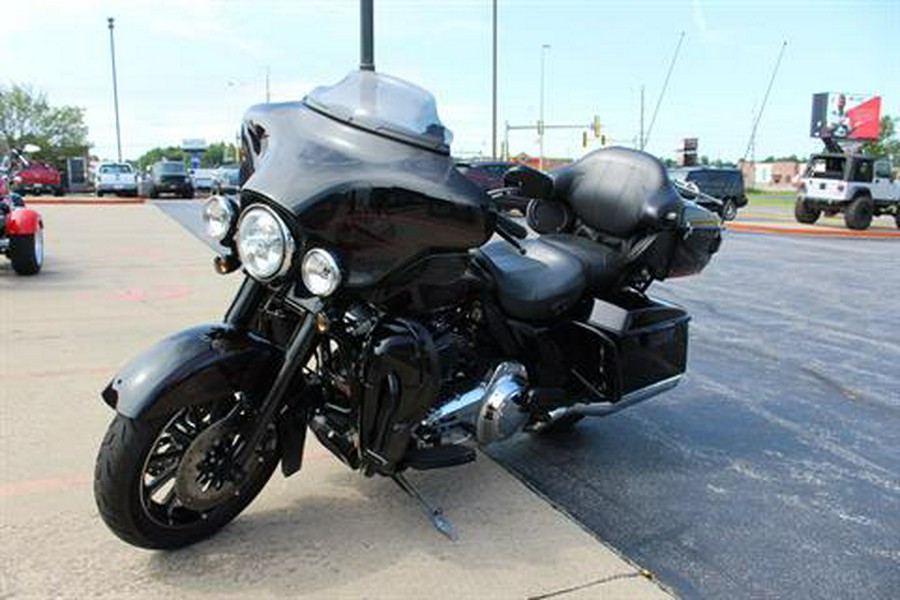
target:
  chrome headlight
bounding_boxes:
[236,205,295,280]
[301,248,342,296]
[202,195,237,241]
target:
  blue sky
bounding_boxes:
[2,0,897,163]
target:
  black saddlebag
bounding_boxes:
[556,293,689,401]
[627,200,722,283]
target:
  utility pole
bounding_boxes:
[491,0,498,159]
[539,44,550,170]
[107,17,122,163]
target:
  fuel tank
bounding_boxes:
[239,95,492,290]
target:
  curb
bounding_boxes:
[22,196,145,205]
[728,221,900,239]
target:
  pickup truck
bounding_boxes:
[96,163,139,197]
[11,160,62,196]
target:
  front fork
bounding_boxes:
[226,276,319,475]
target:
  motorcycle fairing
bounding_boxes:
[239,100,492,290]
[102,324,280,420]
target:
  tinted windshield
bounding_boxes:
[159,162,186,174]
[304,70,452,153]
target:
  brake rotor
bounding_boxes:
[174,419,247,512]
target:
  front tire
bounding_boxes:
[794,198,820,224]
[844,195,873,230]
[9,229,43,275]
[94,405,279,549]
[721,198,738,221]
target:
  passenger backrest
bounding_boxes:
[552,147,682,239]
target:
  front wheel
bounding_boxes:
[844,195,873,230]
[794,198,820,224]
[9,229,43,275]
[94,402,279,549]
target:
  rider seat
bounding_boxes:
[475,239,586,321]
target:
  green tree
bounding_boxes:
[135,147,185,171]
[860,115,899,168]
[201,142,239,167]
[0,83,90,169]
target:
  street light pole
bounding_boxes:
[107,17,122,163]
[539,43,550,171]
[491,0,498,160]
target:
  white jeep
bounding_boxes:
[795,154,900,230]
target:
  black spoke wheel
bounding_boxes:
[94,398,279,549]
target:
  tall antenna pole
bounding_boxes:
[107,17,122,163]
[639,85,645,150]
[491,0,498,159]
[360,0,375,71]
[644,31,685,151]
[742,41,787,162]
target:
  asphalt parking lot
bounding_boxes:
[157,198,900,598]
[490,230,900,599]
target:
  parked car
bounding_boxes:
[191,168,218,193]
[668,167,747,220]
[456,160,516,191]
[211,165,240,195]
[96,162,138,197]
[795,153,899,230]
[456,160,523,210]
[11,159,63,196]
[139,160,194,199]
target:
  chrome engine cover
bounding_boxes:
[475,361,529,445]
[424,361,529,446]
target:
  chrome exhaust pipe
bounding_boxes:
[547,374,683,421]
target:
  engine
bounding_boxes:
[307,302,531,475]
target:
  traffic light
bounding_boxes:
[537,120,544,136]
[582,131,588,148]
[592,115,601,138]
[601,134,607,146]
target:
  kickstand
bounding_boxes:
[391,472,458,541]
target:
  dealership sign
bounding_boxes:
[810,93,881,140]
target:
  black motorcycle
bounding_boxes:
[94,68,722,549]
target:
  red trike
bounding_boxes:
[1,144,44,275]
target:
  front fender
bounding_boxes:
[102,323,282,420]
[7,207,42,235]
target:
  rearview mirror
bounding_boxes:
[503,165,554,200]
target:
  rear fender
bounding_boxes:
[6,207,42,235]
[101,323,282,420]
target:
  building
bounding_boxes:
[738,159,803,190]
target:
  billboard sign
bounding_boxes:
[810,93,881,140]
